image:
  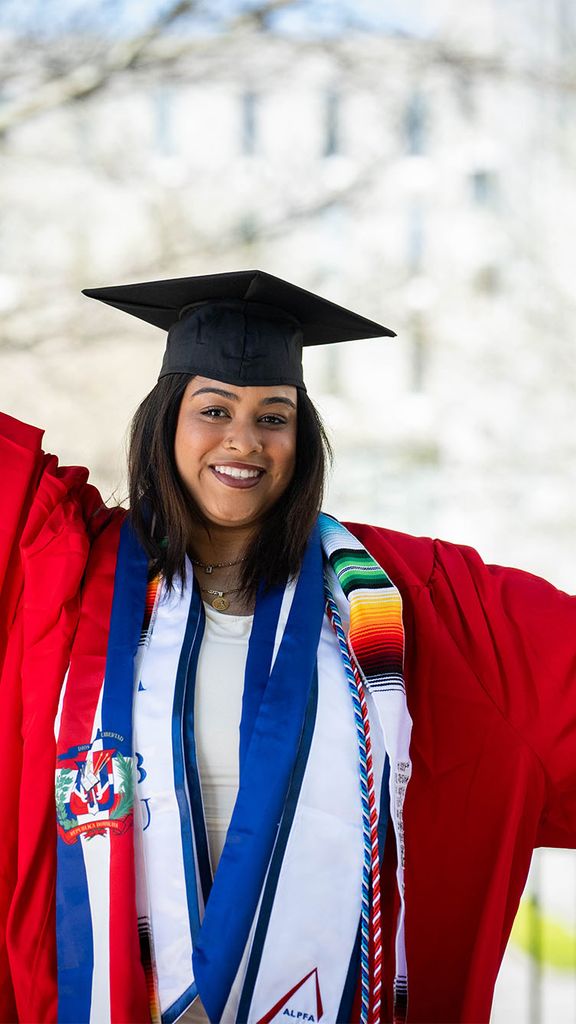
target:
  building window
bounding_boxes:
[323,89,341,157]
[237,214,259,245]
[474,264,501,294]
[241,90,258,155]
[410,316,426,393]
[407,200,424,275]
[404,91,426,156]
[456,72,476,119]
[471,169,498,207]
[153,86,174,155]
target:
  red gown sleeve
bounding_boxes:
[429,537,576,849]
[340,522,575,1020]
[0,412,112,1023]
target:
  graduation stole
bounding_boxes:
[54,513,411,1024]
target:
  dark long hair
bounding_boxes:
[127,373,332,597]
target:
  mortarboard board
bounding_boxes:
[82,269,395,391]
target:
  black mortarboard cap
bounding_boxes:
[82,269,395,390]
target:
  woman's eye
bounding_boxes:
[199,408,286,424]
[201,407,230,418]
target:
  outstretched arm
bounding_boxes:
[429,536,576,849]
[0,411,113,1022]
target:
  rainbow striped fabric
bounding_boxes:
[319,513,411,1024]
[320,519,405,694]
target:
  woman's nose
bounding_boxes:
[224,420,263,454]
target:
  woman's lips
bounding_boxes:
[209,465,265,489]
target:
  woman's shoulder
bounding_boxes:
[344,518,570,605]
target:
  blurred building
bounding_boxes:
[0,5,575,1018]
[1,8,575,587]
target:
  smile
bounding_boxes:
[214,465,262,479]
[210,464,265,489]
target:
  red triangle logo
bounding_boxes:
[256,967,324,1024]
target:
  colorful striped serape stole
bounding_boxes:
[319,513,410,1024]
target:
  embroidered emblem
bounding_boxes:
[56,728,134,844]
[256,968,324,1024]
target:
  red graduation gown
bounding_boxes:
[1,411,575,1024]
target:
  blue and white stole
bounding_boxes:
[55,514,412,1024]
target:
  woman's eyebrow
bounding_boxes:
[260,396,297,409]
[191,387,296,410]
[191,387,238,400]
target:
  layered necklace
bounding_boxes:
[191,554,245,612]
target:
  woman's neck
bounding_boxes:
[188,525,257,616]
[187,523,253,568]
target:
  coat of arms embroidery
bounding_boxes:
[55,728,133,843]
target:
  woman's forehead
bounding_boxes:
[186,376,298,403]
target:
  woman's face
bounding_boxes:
[174,376,298,533]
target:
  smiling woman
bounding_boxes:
[174,378,298,613]
[128,370,331,615]
[2,271,576,1024]
[181,381,293,515]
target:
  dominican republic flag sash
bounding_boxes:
[54,513,411,1024]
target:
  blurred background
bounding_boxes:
[0,0,575,1019]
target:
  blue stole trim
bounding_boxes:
[55,838,94,1024]
[378,755,390,866]
[56,519,148,1023]
[239,581,286,769]
[163,982,199,1024]
[172,579,208,942]
[193,523,325,1019]
[181,583,213,908]
[338,918,361,1023]
[101,520,150,758]
[236,667,319,1023]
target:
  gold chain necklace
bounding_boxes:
[200,586,242,612]
[191,556,245,575]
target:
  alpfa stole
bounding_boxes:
[54,514,411,1024]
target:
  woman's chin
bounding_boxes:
[198,504,265,532]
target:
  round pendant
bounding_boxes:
[212,595,230,612]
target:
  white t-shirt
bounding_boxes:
[181,602,252,1024]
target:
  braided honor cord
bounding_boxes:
[324,586,383,1024]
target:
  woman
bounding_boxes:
[1,271,575,1024]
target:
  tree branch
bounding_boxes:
[2,7,576,140]
[0,0,197,136]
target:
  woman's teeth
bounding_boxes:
[213,465,262,479]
